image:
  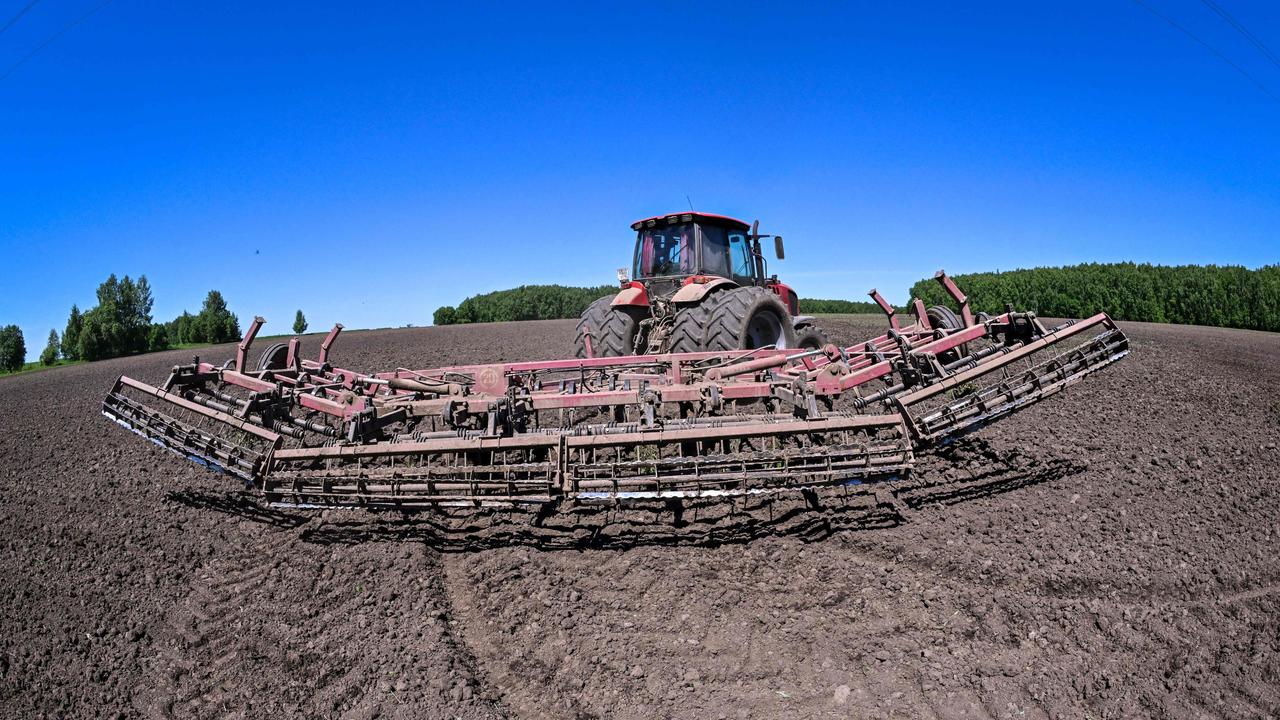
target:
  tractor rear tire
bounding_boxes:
[926,305,967,364]
[575,296,640,358]
[702,287,798,352]
[795,324,829,351]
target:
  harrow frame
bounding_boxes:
[103,271,1129,510]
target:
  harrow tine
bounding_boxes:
[103,376,280,484]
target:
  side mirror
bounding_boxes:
[774,236,785,260]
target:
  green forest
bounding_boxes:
[909,263,1280,333]
[433,263,1280,333]
[431,286,887,325]
[433,285,619,325]
[798,298,884,314]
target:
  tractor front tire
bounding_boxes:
[702,287,798,352]
[575,296,640,358]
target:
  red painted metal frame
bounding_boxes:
[611,283,649,307]
[117,375,281,443]
[189,303,1021,427]
[235,316,265,372]
[868,289,900,329]
[140,269,1120,440]
[104,266,1130,511]
[933,270,974,327]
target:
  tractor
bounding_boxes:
[575,212,828,357]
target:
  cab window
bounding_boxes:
[698,225,730,278]
[728,232,754,282]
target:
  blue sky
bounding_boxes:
[1,1,1278,360]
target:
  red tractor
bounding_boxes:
[575,212,829,357]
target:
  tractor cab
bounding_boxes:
[630,212,775,286]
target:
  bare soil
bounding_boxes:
[1,317,1278,719]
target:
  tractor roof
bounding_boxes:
[630,212,751,232]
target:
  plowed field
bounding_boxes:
[2,318,1277,719]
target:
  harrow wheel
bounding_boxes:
[256,342,290,372]
[926,305,967,364]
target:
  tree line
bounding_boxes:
[798,298,886,314]
[56,275,243,363]
[908,263,1280,332]
[432,285,891,325]
[9,263,1276,375]
[2,273,316,374]
[0,326,24,373]
[434,285,619,325]
[2,275,243,372]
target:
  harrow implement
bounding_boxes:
[102,271,1128,510]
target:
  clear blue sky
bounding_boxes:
[2,1,1278,361]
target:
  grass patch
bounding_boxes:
[0,358,85,378]
[0,342,216,379]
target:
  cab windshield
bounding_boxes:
[633,224,695,278]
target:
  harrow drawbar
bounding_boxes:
[102,271,1129,510]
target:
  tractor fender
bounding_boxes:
[611,283,650,307]
[766,281,800,315]
[672,277,736,304]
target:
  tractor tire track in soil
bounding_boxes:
[2,317,1279,718]
[137,513,510,720]
[144,530,286,718]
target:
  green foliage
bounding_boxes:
[57,276,236,364]
[0,325,26,372]
[168,311,196,344]
[799,298,886,314]
[293,309,308,335]
[62,305,82,361]
[907,263,1280,332]
[433,306,458,326]
[435,285,619,325]
[30,279,240,371]
[40,329,59,366]
[177,290,241,344]
[158,293,240,345]
[77,310,109,361]
[147,323,171,352]
[74,274,155,361]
